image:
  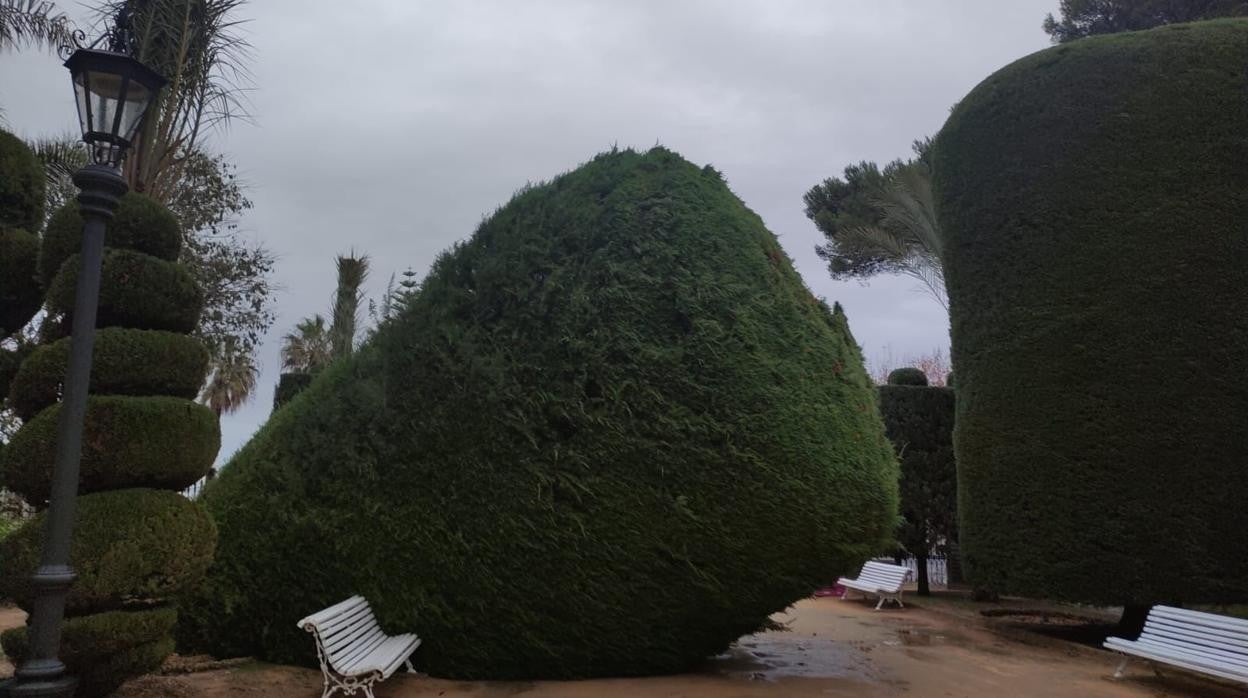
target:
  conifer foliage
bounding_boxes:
[179,148,898,679]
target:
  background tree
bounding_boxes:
[201,338,256,416]
[330,252,369,359]
[1043,0,1248,42]
[805,139,945,307]
[0,0,75,53]
[280,315,331,374]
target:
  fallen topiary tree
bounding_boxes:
[178,147,899,680]
[932,20,1248,628]
[0,192,218,695]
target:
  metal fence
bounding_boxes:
[182,477,208,500]
[874,554,949,588]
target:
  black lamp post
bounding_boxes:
[1,15,164,698]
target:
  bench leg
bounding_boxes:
[405,659,417,674]
[874,596,886,611]
[1112,657,1129,679]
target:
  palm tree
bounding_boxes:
[29,133,87,221]
[330,253,369,359]
[0,0,77,53]
[280,315,332,374]
[840,161,947,309]
[101,0,253,199]
[201,345,256,416]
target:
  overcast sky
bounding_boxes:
[1,1,1057,464]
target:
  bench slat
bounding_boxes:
[1151,606,1248,634]
[1109,638,1248,676]
[298,595,368,629]
[1143,621,1248,654]
[1130,637,1248,670]
[1105,605,1248,686]
[1107,640,1248,684]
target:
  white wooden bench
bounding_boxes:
[297,595,422,698]
[836,560,911,610]
[1104,605,1248,686]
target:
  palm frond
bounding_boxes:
[201,347,257,415]
[330,253,369,359]
[0,0,78,53]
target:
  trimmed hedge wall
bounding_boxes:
[932,20,1248,605]
[7,328,210,420]
[0,489,217,614]
[0,227,41,337]
[878,381,957,584]
[46,249,204,334]
[39,193,183,287]
[0,129,44,232]
[1,607,177,663]
[179,148,899,679]
[272,371,312,410]
[1,396,219,503]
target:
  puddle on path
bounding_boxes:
[703,634,877,682]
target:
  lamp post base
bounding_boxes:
[1,676,79,697]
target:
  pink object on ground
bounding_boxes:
[813,584,846,598]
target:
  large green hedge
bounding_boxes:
[0,227,41,337]
[0,489,216,614]
[179,148,899,679]
[272,372,313,410]
[7,328,209,420]
[39,193,183,287]
[932,20,1248,606]
[46,249,203,334]
[1,396,219,503]
[0,129,44,232]
[878,376,956,595]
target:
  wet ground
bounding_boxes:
[2,596,1242,696]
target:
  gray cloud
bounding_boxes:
[0,0,1056,462]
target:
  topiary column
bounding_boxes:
[878,368,956,596]
[0,193,218,696]
[932,20,1248,621]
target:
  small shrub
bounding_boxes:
[2,396,219,503]
[39,193,182,287]
[0,489,216,614]
[0,129,44,232]
[1,607,177,662]
[887,367,929,386]
[8,329,209,421]
[46,249,203,334]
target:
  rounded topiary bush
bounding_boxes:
[7,329,210,420]
[75,638,174,698]
[0,129,44,232]
[1,607,177,663]
[179,148,899,679]
[47,249,203,333]
[932,20,1248,606]
[39,193,183,287]
[1,396,219,503]
[0,488,216,614]
[887,367,929,387]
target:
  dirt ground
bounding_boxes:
[1,595,1241,697]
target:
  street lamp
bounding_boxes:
[1,13,164,698]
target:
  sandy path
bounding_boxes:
[2,598,1239,697]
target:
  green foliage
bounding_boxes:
[878,385,956,571]
[0,488,216,614]
[179,148,899,679]
[39,193,183,287]
[1,607,177,665]
[0,227,41,338]
[46,249,204,334]
[272,372,312,410]
[74,637,174,698]
[887,367,929,386]
[8,329,209,420]
[932,21,1248,606]
[0,129,44,232]
[1,396,219,503]
[1044,0,1248,42]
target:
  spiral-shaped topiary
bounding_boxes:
[0,192,218,695]
[39,193,182,287]
[7,329,210,421]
